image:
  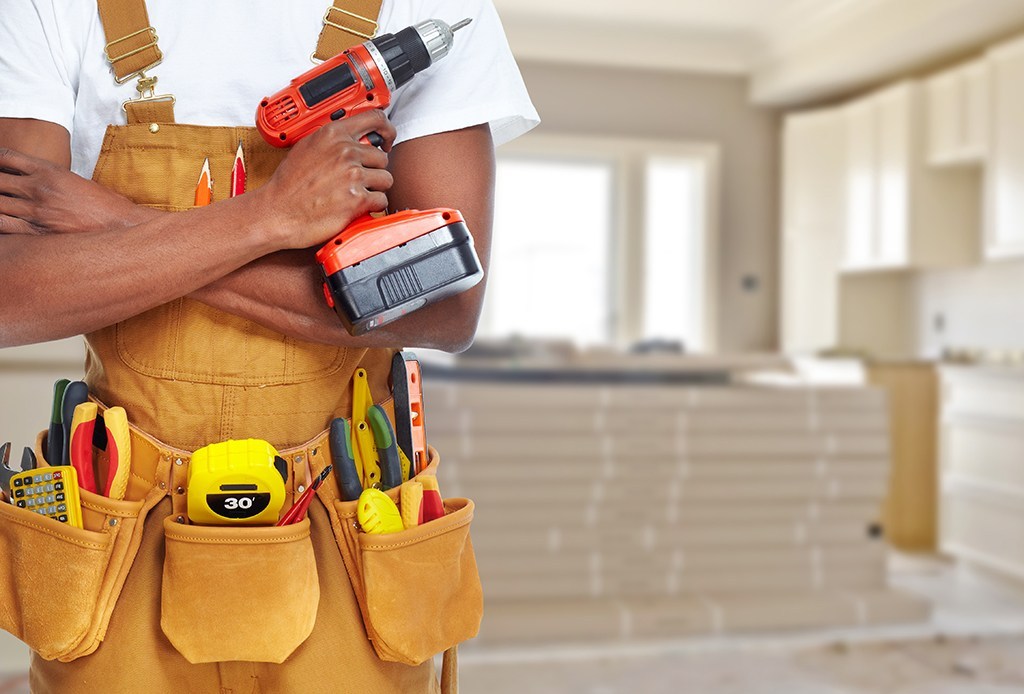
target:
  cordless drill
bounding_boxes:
[257,18,484,335]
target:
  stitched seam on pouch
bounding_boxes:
[0,513,109,550]
[80,499,142,518]
[165,531,311,544]
[363,515,473,550]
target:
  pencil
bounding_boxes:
[194,158,212,207]
[230,141,246,198]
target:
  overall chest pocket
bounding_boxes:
[88,123,347,386]
[114,299,348,387]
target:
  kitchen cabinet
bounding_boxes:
[868,363,938,552]
[842,82,979,272]
[986,36,1024,258]
[926,59,989,166]
[940,366,1024,581]
[780,108,846,353]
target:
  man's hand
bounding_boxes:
[256,109,397,250]
[0,148,148,235]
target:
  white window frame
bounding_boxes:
[495,133,721,352]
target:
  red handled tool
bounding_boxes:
[101,407,131,500]
[256,18,483,335]
[68,402,99,494]
[277,465,333,526]
[419,474,445,523]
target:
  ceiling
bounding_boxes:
[493,0,1024,106]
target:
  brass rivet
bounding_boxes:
[175,515,185,524]
[175,458,183,466]
[295,455,304,464]
[109,518,118,527]
[149,123,160,133]
[297,485,306,494]
[176,486,185,495]
[158,481,166,490]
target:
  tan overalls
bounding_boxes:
[1,1,480,691]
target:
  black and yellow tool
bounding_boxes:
[8,466,84,528]
[187,439,288,526]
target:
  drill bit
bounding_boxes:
[451,18,472,32]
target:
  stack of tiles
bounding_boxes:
[425,378,930,646]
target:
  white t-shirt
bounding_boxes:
[0,0,539,178]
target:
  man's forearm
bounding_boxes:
[190,249,483,351]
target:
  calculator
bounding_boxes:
[9,466,84,529]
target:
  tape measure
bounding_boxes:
[187,439,288,526]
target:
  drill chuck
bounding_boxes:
[366,18,471,92]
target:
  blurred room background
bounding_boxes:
[6,1,1024,692]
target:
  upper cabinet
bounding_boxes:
[780,109,846,353]
[986,36,1024,259]
[926,59,989,166]
[842,82,980,272]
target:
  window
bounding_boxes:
[479,156,615,346]
[478,135,719,352]
[643,157,708,351]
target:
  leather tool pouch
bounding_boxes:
[325,447,484,666]
[160,516,319,664]
[0,431,160,662]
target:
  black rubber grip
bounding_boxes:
[371,27,432,89]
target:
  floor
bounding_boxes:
[457,555,1024,693]
[3,555,1024,693]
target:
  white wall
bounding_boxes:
[914,260,1024,358]
[517,60,781,353]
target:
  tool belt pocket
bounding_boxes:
[0,431,152,662]
[329,455,482,666]
[160,516,319,664]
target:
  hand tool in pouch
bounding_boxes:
[0,443,13,500]
[187,439,288,525]
[357,488,404,535]
[367,405,403,491]
[329,418,363,502]
[400,481,424,529]
[101,407,131,500]
[69,402,100,494]
[419,474,445,523]
[8,466,84,528]
[257,19,483,335]
[391,351,427,475]
[48,378,70,466]
[60,381,89,468]
[277,465,333,526]
[352,368,380,488]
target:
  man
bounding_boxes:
[0,0,538,690]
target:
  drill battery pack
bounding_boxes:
[316,209,484,335]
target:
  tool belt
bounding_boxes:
[0,416,482,667]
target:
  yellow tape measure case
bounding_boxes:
[187,439,287,526]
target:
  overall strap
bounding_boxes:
[314,0,384,61]
[96,0,175,124]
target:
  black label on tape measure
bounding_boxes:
[206,493,271,519]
